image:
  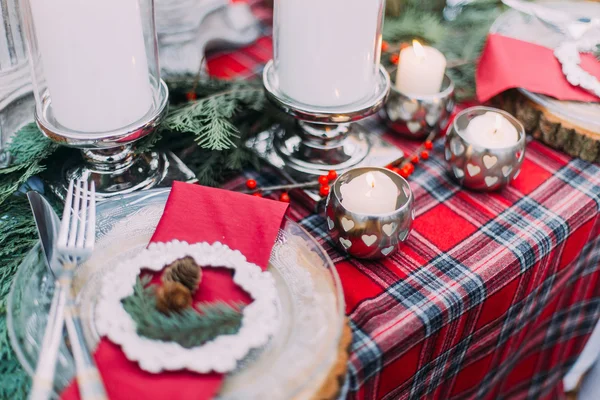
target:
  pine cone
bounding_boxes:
[156,281,193,315]
[162,256,202,293]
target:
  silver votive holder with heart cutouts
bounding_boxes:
[325,167,415,260]
[380,74,455,140]
[444,106,526,192]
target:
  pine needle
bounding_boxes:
[122,277,245,349]
[383,8,446,44]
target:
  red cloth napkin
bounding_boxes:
[476,33,600,103]
[62,181,289,400]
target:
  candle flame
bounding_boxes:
[494,113,502,134]
[365,172,376,188]
[412,40,426,59]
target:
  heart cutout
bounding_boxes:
[327,217,334,230]
[341,217,355,232]
[403,100,419,114]
[425,113,437,126]
[485,176,499,187]
[445,147,452,161]
[516,151,523,161]
[407,121,421,133]
[453,167,465,179]
[339,237,352,249]
[513,169,521,179]
[451,138,465,156]
[466,163,481,177]
[398,229,409,241]
[382,223,397,236]
[362,234,378,247]
[483,155,497,169]
[381,246,395,256]
[501,165,512,177]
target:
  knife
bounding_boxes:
[27,192,67,400]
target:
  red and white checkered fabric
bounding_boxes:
[209,7,600,398]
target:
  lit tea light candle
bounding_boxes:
[395,40,447,95]
[463,111,519,149]
[340,171,398,215]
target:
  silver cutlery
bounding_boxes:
[29,180,107,400]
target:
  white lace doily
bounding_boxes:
[554,33,600,98]
[94,240,279,374]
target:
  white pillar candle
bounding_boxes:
[395,40,447,95]
[463,111,519,148]
[340,171,398,215]
[29,0,153,132]
[275,0,382,107]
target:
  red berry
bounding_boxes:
[391,167,403,175]
[390,54,399,65]
[399,169,410,178]
[411,155,419,164]
[318,175,329,185]
[279,192,290,203]
[421,150,429,160]
[186,92,197,101]
[424,140,433,150]
[327,170,338,181]
[252,192,262,197]
[404,163,414,173]
[246,179,257,190]
[319,185,330,197]
[385,165,395,171]
[381,40,389,52]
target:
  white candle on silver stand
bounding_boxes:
[275,0,382,107]
[29,0,152,132]
[396,40,447,96]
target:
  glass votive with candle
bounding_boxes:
[325,167,414,260]
[381,40,455,139]
[18,0,184,198]
[445,106,526,191]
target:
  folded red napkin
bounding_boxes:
[62,181,289,400]
[476,33,600,103]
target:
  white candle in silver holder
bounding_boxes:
[274,0,384,107]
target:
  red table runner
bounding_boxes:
[209,3,600,399]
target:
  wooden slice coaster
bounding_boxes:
[492,90,600,163]
[311,318,353,400]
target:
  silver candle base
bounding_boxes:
[36,79,196,199]
[254,61,398,179]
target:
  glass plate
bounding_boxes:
[489,1,600,133]
[8,188,345,399]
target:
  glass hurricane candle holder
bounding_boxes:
[444,106,526,191]
[325,167,414,260]
[259,0,391,179]
[19,0,193,198]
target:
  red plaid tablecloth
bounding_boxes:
[207,12,600,400]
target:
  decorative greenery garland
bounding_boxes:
[122,277,244,349]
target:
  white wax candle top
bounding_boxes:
[276,0,381,107]
[340,171,398,215]
[30,0,153,132]
[395,40,447,96]
[463,112,519,149]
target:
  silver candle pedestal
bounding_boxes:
[380,74,455,140]
[325,167,414,260]
[253,61,396,180]
[37,80,195,199]
[444,106,526,191]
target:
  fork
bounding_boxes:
[29,179,107,400]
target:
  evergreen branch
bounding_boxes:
[163,88,265,151]
[383,8,446,44]
[122,277,245,349]
[595,44,600,62]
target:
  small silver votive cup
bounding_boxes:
[444,106,526,192]
[325,167,414,260]
[380,74,455,140]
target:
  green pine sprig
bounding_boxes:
[122,276,245,349]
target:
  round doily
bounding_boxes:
[94,240,279,374]
[554,32,600,98]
